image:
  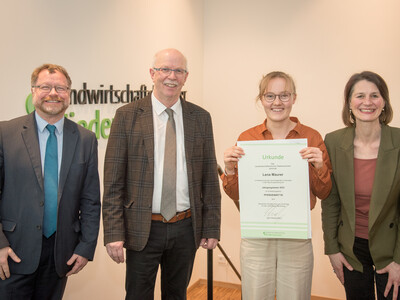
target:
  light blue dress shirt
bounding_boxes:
[35,112,64,179]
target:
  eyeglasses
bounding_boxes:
[32,84,70,94]
[263,93,292,103]
[153,67,187,77]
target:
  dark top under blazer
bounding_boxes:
[322,125,400,272]
[102,95,221,251]
[0,113,101,277]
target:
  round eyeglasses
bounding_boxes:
[263,93,292,103]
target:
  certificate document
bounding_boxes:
[238,139,311,239]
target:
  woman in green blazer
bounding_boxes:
[322,71,400,300]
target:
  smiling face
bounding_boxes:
[149,49,188,107]
[261,77,296,124]
[350,80,385,125]
[31,69,70,124]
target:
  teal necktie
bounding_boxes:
[43,125,58,238]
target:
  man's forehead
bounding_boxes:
[37,69,67,81]
[155,52,186,67]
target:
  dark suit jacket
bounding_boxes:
[322,125,400,272]
[102,95,221,251]
[0,113,101,277]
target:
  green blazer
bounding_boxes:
[322,125,400,272]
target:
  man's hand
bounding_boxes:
[106,241,125,263]
[328,252,353,285]
[376,261,400,299]
[66,254,88,276]
[200,238,218,250]
[0,247,21,280]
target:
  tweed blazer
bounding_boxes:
[322,125,400,272]
[102,95,221,251]
[0,113,101,277]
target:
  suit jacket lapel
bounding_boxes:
[59,119,78,201]
[21,113,44,191]
[335,128,356,232]
[181,99,195,165]
[138,96,154,170]
[369,125,399,227]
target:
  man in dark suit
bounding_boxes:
[0,64,101,299]
[103,48,221,299]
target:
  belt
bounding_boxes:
[151,209,191,223]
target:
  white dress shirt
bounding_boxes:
[151,94,190,213]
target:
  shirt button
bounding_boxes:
[36,225,42,230]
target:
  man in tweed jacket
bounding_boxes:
[102,48,221,299]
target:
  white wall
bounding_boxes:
[1,1,400,299]
[0,1,204,299]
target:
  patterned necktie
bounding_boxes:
[43,124,58,237]
[160,108,177,221]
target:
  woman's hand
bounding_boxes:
[376,261,400,299]
[328,252,354,285]
[300,147,323,169]
[223,146,245,175]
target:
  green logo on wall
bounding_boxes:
[24,93,112,139]
[25,94,35,114]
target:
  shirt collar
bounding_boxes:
[151,93,182,116]
[35,111,64,134]
[260,116,302,135]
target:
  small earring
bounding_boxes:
[349,109,352,114]
[382,108,385,112]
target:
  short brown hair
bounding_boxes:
[256,71,296,102]
[31,64,72,88]
[342,71,392,127]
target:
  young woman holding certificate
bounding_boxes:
[222,71,332,300]
[322,71,400,300]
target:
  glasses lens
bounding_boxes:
[174,69,186,76]
[265,94,276,102]
[39,85,51,93]
[280,93,290,101]
[55,86,68,93]
[159,68,171,75]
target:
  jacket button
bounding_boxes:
[39,201,44,207]
[390,223,394,228]
[36,225,42,230]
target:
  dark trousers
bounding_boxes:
[0,234,67,300]
[344,237,399,300]
[125,217,197,300]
